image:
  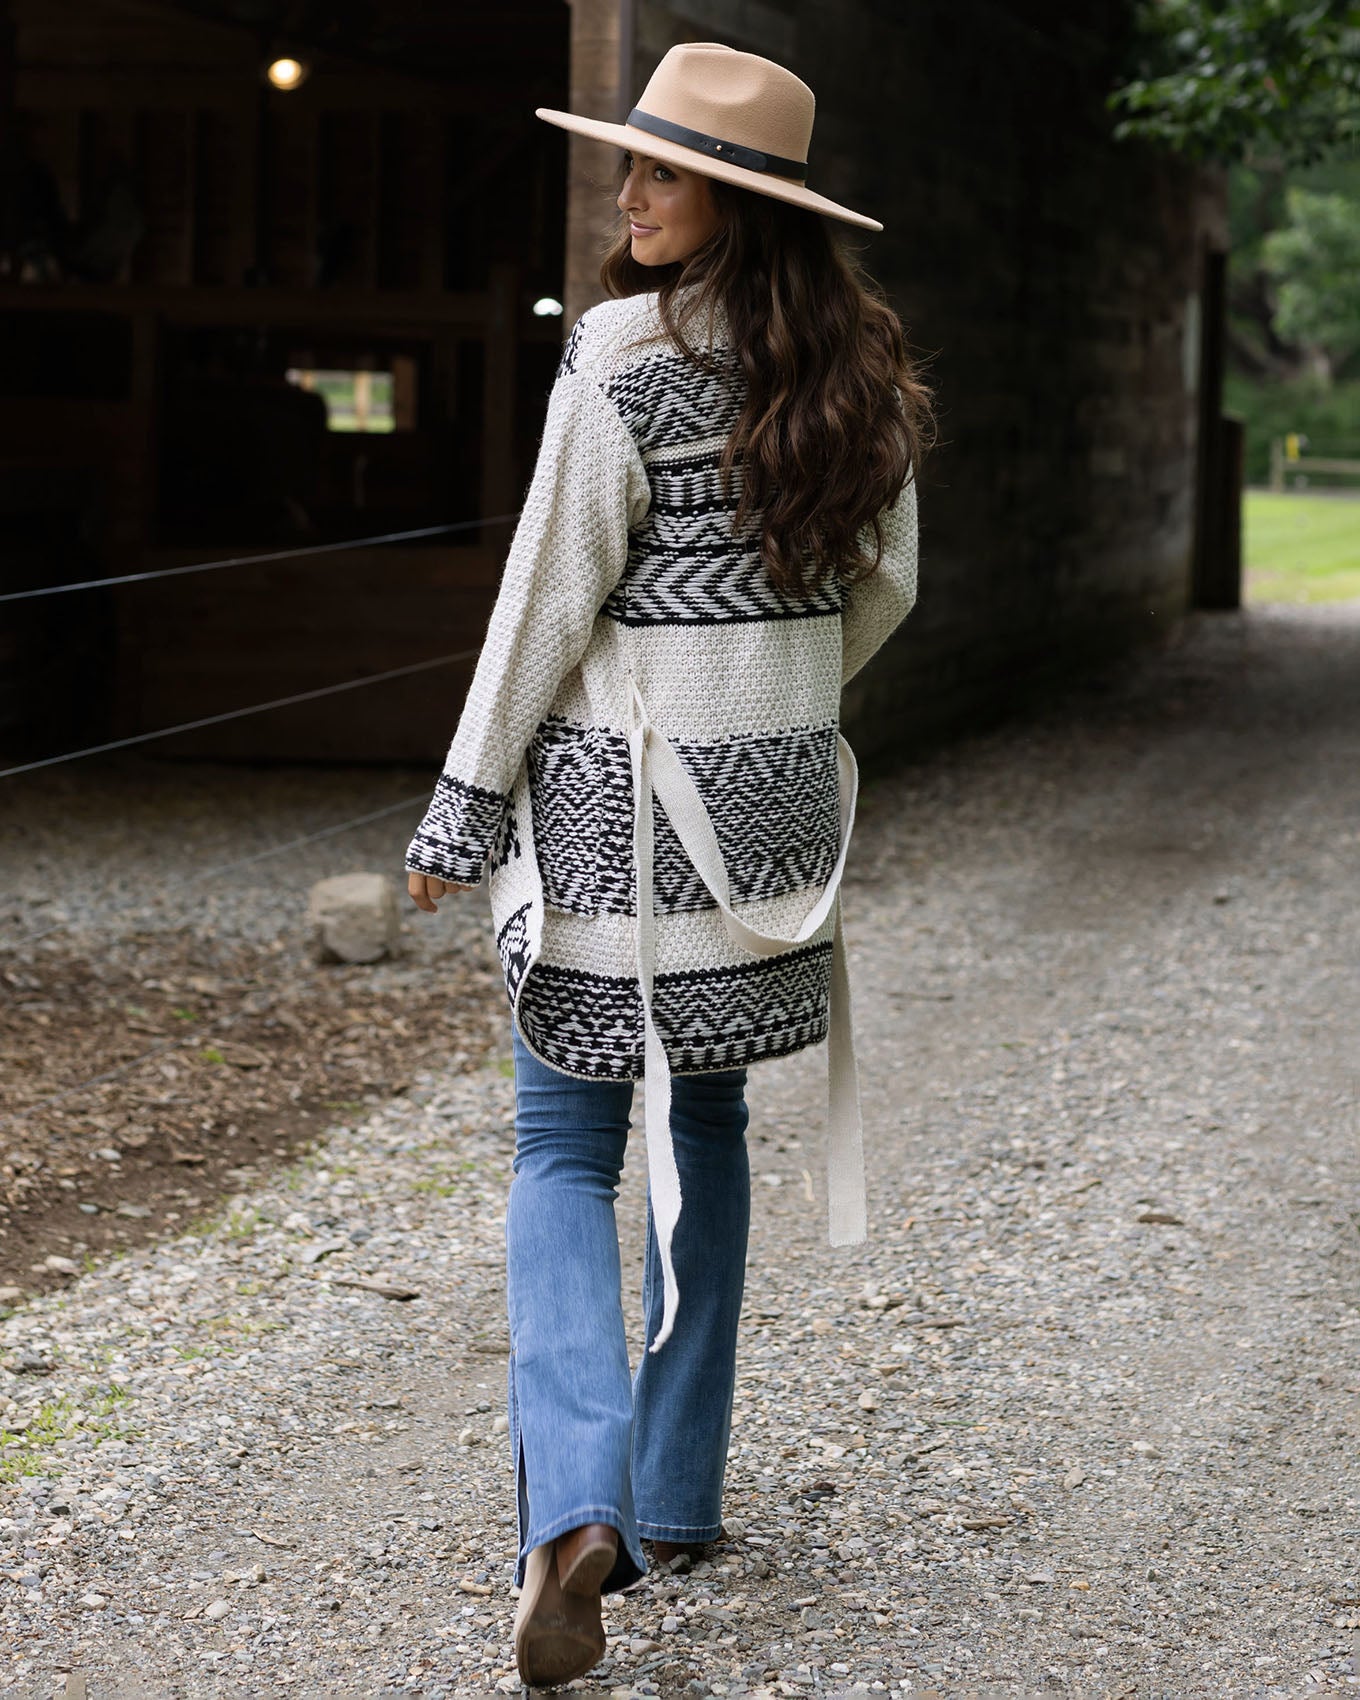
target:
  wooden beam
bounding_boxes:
[227,100,256,288]
[0,0,15,142]
[131,108,194,286]
[0,0,20,307]
[480,260,520,543]
[358,109,379,290]
[113,115,139,288]
[15,67,562,115]
[0,282,502,328]
[128,307,159,549]
[1191,248,1233,609]
[266,98,319,289]
[564,0,626,327]
[418,111,446,294]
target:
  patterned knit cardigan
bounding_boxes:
[406,288,918,1345]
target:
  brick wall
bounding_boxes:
[626,0,1229,769]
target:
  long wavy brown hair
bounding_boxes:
[599,166,935,598]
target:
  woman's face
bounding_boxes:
[617,150,721,265]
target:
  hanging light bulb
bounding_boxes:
[266,56,310,91]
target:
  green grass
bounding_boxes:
[0,1388,141,1481]
[1244,490,1360,605]
[183,1199,264,1240]
[411,1158,480,1197]
[411,1175,460,1197]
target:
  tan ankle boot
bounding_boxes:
[513,1538,606,1686]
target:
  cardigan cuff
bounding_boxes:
[405,773,508,885]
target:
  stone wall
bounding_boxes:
[621,0,1229,770]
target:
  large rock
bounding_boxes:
[305,872,402,963]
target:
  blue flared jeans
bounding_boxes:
[505,1022,751,1595]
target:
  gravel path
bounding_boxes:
[2,606,1358,1698]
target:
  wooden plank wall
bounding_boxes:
[118,542,507,763]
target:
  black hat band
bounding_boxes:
[625,106,808,182]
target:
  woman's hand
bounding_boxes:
[407,872,477,913]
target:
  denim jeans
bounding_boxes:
[505,1021,750,1595]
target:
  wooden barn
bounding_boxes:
[0,0,1234,772]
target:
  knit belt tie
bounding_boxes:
[625,678,867,1353]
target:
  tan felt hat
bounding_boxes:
[536,40,883,233]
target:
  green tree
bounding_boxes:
[1226,157,1360,374]
[1109,0,1360,165]
[1262,188,1360,371]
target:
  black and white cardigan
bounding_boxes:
[406,288,918,1345]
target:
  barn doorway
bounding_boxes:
[0,0,574,764]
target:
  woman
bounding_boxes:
[405,40,932,1688]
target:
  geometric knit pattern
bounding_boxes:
[527,715,840,916]
[572,328,843,623]
[602,475,846,625]
[511,940,835,1081]
[618,448,844,625]
[602,346,743,458]
[496,901,533,1003]
[405,284,920,1081]
[488,792,523,875]
[406,774,508,885]
[601,450,845,629]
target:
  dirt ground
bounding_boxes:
[0,931,504,1294]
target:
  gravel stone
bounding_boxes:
[1,608,1357,1696]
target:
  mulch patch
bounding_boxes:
[0,932,505,1296]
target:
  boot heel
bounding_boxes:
[556,1522,618,1595]
[513,1541,605,1685]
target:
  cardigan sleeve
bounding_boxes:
[840,469,919,687]
[405,365,652,884]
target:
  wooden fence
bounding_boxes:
[1269,437,1360,491]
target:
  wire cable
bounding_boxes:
[194,791,435,882]
[0,514,521,604]
[0,517,501,1122]
[0,649,480,781]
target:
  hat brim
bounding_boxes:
[535,108,884,233]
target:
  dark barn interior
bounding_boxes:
[2,0,1235,779]
[0,0,572,763]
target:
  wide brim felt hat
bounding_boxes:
[536,40,883,234]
